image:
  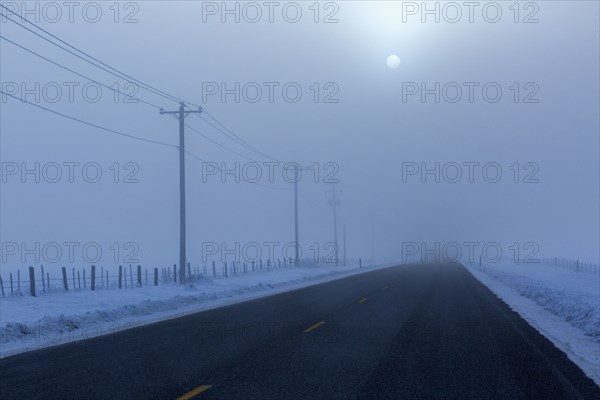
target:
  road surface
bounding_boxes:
[1,263,599,399]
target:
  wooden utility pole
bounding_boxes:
[294,167,299,264]
[328,183,341,264]
[160,103,202,284]
[343,224,347,265]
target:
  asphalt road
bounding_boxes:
[1,263,599,399]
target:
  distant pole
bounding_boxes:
[294,167,299,264]
[328,183,340,264]
[343,224,347,265]
[160,102,202,284]
[370,214,375,265]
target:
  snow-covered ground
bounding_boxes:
[0,261,395,358]
[4,258,597,386]
[466,260,600,385]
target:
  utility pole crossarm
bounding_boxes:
[160,106,202,116]
[159,102,202,284]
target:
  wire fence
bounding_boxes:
[473,256,599,275]
[0,257,359,298]
[539,257,599,275]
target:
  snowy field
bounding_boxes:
[0,261,395,358]
[466,260,600,385]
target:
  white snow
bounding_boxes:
[0,261,395,358]
[466,260,600,385]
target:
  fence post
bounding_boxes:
[83,269,87,289]
[359,258,362,268]
[137,265,142,287]
[91,265,96,291]
[17,269,20,292]
[118,265,123,289]
[62,267,68,291]
[187,262,191,281]
[224,262,228,278]
[145,268,148,286]
[0,275,4,296]
[252,260,255,272]
[41,265,46,293]
[129,264,134,287]
[10,273,14,294]
[154,268,158,286]
[29,266,36,297]
[173,264,177,283]
[47,272,50,290]
[77,270,81,289]
[212,261,216,278]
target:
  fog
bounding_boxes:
[1,1,598,273]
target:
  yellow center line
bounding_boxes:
[176,385,212,400]
[358,298,368,303]
[303,320,326,333]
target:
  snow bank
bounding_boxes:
[0,262,395,357]
[466,261,600,385]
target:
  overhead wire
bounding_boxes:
[0,90,178,148]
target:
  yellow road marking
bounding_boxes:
[303,321,326,333]
[358,298,368,303]
[176,385,212,400]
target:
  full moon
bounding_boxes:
[386,55,401,69]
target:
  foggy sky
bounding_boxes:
[1,1,598,273]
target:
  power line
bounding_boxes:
[197,111,282,162]
[2,4,295,182]
[1,34,276,164]
[0,35,164,110]
[180,118,261,163]
[183,150,292,191]
[0,5,184,105]
[0,90,177,148]
[2,89,291,190]
[2,6,282,163]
